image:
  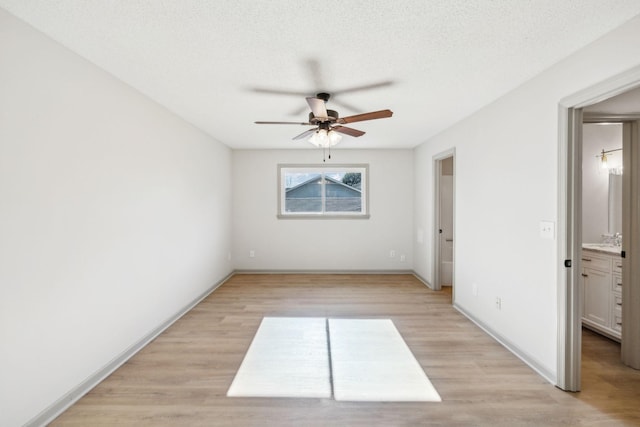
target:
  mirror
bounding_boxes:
[608,172,623,235]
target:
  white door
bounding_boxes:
[582,267,610,327]
[439,173,454,286]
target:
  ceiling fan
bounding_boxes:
[250,59,394,115]
[255,92,393,148]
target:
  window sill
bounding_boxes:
[277,214,370,220]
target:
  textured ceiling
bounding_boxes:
[2,1,640,149]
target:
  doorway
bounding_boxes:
[580,121,623,340]
[433,149,455,295]
[558,69,640,391]
[579,120,624,395]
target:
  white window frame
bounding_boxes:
[277,164,370,219]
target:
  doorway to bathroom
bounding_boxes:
[558,69,640,392]
[580,121,623,342]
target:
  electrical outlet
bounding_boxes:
[249,250,255,258]
[400,254,406,262]
[495,297,502,310]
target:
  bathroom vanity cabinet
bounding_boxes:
[581,246,623,341]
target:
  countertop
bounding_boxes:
[582,243,622,256]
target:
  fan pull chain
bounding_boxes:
[321,146,332,162]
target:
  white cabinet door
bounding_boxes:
[583,267,610,327]
[611,293,623,333]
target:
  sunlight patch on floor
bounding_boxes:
[227,317,441,402]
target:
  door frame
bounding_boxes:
[557,65,640,391]
[621,119,640,368]
[433,148,456,294]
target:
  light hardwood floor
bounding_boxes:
[51,274,640,426]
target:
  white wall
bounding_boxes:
[232,150,413,271]
[582,123,623,243]
[413,15,640,381]
[0,9,232,426]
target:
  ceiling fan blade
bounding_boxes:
[333,80,394,95]
[337,109,393,124]
[330,98,362,113]
[305,58,324,90]
[255,121,313,125]
[332,126,365,137]
[306,97,328,120]
[293,129,317,140]
[289,104,310,116]
[250,87,309,97]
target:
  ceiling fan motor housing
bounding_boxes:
[308,109,339,124]
[316,92,331,102]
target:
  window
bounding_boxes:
[278,164,369,219]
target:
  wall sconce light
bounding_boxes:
[598,148,622,169]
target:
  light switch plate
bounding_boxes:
[539,221,555,239]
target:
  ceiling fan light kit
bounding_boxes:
[255,92,393,160]
[308,128,342,147]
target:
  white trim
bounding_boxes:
[276,214,371,220]
[621,120,640,368]
[556,106,583,391]
[559,65,640,109]
[583,113,640,122]
[454,303,556,385]
[24,272,234,427]
[234,270,432,290]
[412,272,434,289]
[556,105,570,390]
[234,269,415,275]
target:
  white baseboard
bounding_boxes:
[25,270,557,426]
[233,269,415,275]
[25,272,234,427]
[453,302,557,385]
[411,272,434,289]
[413,273,555,384]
